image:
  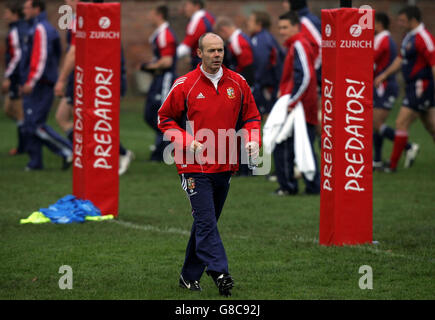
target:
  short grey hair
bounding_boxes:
[198,32,224,51]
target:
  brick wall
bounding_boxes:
[1,0,434,95]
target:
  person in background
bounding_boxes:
[285,0,321,86]
[372,12,418,171]
[20,0,73,171]
[54,0,77,144]
[285,0,322,144]
[375,6,435,172]
[214,16,255,87]
[214,16,256,177]
[247,10,285,117]
[141,4,177,162]
[2,1,26,156]
[273,11,320,196]
[177,0,215,70]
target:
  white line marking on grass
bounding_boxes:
[110,220,430,262]
[291,235,429,262]
[110,219,249,240]
[110,219,190,236]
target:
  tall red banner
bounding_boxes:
[320,8,374,245]
[73,3,121,216]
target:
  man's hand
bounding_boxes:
[2,78,11,94]
[54,79,66,97]
[245,141,259,158]
[374,73,386,88]
[140,62,155,74]
[21,83,33,95]
[190,140,204,153]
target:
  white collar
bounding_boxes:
[408,23,424,36]
[375,30,390,39]
[201,64,223,79]
[149,21,169,43]
[191,9,206,22]
[229,29,242,43]
[201,64,223,89]
[374,30,390,49]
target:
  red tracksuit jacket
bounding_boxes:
[158,64,261,174]
[279,32,318,125]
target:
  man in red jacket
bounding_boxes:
[274,10,320,195]
[158,32,261,296]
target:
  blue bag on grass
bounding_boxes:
[39,195,102,224]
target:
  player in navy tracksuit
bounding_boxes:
[2,3,27,155]
[142,5,178,162]
[20,0,72,171]
[372,12,417,170]
[247,10,285,116]
[375,6,435,172]
[274,11,320,196]
[158,33,261,296]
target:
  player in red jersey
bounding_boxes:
[375,6,435,172]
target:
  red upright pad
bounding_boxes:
[320,8,374,245]
[73,2,121,216]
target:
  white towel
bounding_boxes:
[263,97,316,181]
[293,102,316,181]
[262,94,291,154]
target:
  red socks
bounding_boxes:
[390,130,408,170]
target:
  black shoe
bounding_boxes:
[208,271,234,297]
[62,154,73,170]
[179,275,202,291]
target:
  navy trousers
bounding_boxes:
[273,123,320,194]
[144,72,174,161]
[179,172,232,281]
[22,81,72,169]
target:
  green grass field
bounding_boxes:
[0,96,434,300]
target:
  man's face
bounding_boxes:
[23,0,34,20]
[3,8,16,24]
[197,35,224,73]
[214,26,230,42]
[374,21,382,34]
[278,19,297,41]
[148,9,159,27]
[397,14,411,33]
[282,1,290,11]
[183,1,197,18]
[247,14,260,35]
